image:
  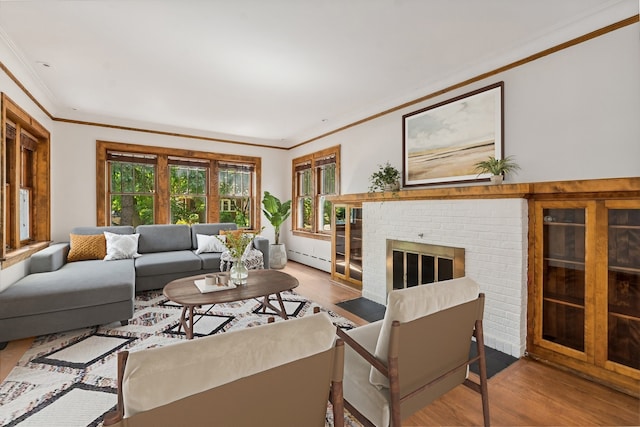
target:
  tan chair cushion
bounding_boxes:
[370,276,480,388]
[343,321,392,427]
[121,312,336,418]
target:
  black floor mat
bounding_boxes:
[336,296,518,378]
[469,344,518,378]
[336,297,386,322]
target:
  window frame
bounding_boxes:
[291,145,340,240]
[96,141,261,230]
[1,93,51,268]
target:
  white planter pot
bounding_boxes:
[490,175,504,185]
[269,244,288,269]
[383,181,400,192]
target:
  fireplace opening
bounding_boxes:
[387,240,465,292]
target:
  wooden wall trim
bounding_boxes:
[327,177,640,204]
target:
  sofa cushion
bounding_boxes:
[137,224,192,253]
[104,232,141,260]
[0,259,135,320]
[67,233,107,262]
[71,226,134,236]
[190,223,237,249]
[134,250,202,277]
[196,251,224,270]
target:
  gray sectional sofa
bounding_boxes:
[0,223,269,347]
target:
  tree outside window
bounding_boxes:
[109,154,156,226]
[169,159,207,224]
[219,164,253,228]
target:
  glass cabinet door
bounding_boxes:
[332,203,363,287]
[348,207,362,282]
[334,206,346,276]
[606,203,640,370]
[541,207,587,352]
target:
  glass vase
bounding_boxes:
[230,259,249,285]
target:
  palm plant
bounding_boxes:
[474,155,521,176]
[262,191,291,245]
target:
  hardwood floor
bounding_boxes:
[2,261,638,426]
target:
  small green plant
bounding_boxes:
[474,155,521,176]
[369,162,401,192]
[262,191,291,245]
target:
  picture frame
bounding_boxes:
[402,82,504,187]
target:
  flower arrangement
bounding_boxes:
[218,229,255,260]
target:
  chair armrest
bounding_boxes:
[336,327,389,378]
[252,236,269,268]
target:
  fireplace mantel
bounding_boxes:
[326,177,640,204]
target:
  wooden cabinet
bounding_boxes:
[331,203,362,288]
[529,198,640,396]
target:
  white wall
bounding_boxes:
[50,123,287,243]
[285,22,640,271]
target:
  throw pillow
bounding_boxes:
[241,238,254,260]
[67,233,107,262]
[195,234,228,254]
[104,232,141,261]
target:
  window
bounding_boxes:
[292,145,340,237]
[219,163,254,227]
[1,94,51,265]
[108,153,156,226]
[169,157,207,225]
[97,141,261,230]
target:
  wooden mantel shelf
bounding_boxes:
[326,177,640,204]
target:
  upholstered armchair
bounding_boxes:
[337,276,490,427]
[104,312,344,427]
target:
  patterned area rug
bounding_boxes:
[0,291,359,427]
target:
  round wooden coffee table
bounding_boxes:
[163,269,299,339]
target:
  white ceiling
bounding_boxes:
[0,0,636,148]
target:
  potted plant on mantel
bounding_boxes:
[262,191,292,269]
[473,155,521,184]
[369,162,401,192]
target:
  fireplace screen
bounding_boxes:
[387,240,464,292]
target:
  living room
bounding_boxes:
[0,1,639,426]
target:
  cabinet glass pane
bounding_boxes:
[608,208,640,369]
[349,208,362,281]
[334,207,346,275]
[542,208,586,351]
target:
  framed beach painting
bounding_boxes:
[402,82,504,187]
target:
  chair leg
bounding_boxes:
[475,320,491,427]
[330,380,344,427]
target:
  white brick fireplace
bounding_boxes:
[362,198,529,357]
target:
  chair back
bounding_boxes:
[392,295,484,419]
[104,312,344,427]
[370,276,480,387]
